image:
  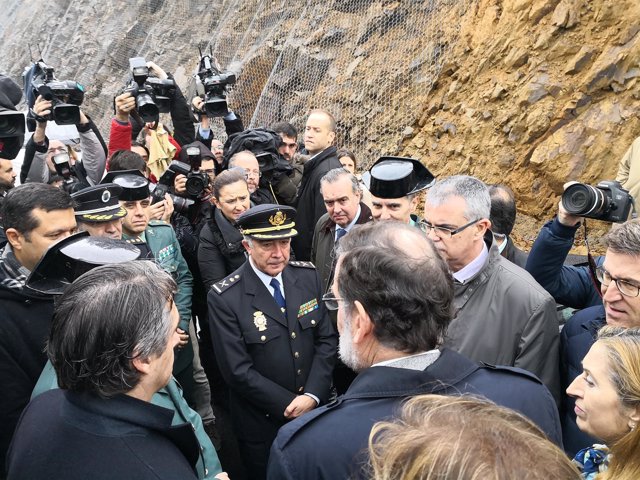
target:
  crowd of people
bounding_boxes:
[1,55,640,480]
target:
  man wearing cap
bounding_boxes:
[364,156,435,227]
[72,184,127,239]
[207,204,336,479]
[101,170,197,403]
[424,175,560,402]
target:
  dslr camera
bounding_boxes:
[561,180,634,223]
[51,150,87,194]
[27,60,84,129]
[194,50,236,117]
[122,57,176,123]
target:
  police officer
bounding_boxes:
[71,183,127,239]
[207,204,337,480]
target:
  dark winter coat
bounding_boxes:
[291,146,342,261]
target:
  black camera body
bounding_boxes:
[28,61,84,128]
[561,180,634,223]
[0,111,25,139]
[52,151,87,194]
[151,160,201,214]
[195,54,236,117]
[123,57,175,123]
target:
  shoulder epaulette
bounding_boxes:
[148,219,170,227]
[289,261,316,269]
[211,272,241,294]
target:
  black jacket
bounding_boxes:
[267,348,562,480]
[0,286,55,476]
[560,305,603,456]
[291,146,342,261]
[207,261,337,443]
[7,390,199,480]
[197,207,247,293]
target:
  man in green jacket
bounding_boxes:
[102,170,195,403]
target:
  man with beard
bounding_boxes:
[267,221,561,479]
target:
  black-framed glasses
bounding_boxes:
[421,218,481,239]
[321,292,349,311]
[596,267,640,297]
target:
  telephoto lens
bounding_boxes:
[561,183,605,217]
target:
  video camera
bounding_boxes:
[561,180,634,223]
[194,49,236,117]
[0,111,25,139]
[122,57,176,123]
[51,150,87,194]
[27,60,85,129]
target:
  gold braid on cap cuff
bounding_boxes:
[240,222,296,235]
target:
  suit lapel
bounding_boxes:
[243,263,288,327]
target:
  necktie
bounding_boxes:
[270,278,286,312]
[335,227,347,243]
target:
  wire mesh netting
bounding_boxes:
[0,0,472,168]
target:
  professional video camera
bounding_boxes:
[225,128,292,185]
[51,150,87,194]
[0,111,25,139]
[561,180,634,223]
[26,60,84,129]
[194,49,236,117]
[151,160,198,214]
[122,57,176,123]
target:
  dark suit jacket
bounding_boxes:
[207,261,337,442]
[311,203,373,292]
[267,348,562,479]
[502,235,528,269]
[7,390,199,480]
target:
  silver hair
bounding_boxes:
[605,220,640,256]
[426,175,491,221]
[320,167,360,195]
[228,150,257,168]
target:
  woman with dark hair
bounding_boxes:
[198,168,251,292]
[568,326,640,479]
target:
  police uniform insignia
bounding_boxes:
[289,261,316,269]
[157,244,175,261]
[297,298,319,318]
[254,311,268,331]
[212,273,241,294]
[101,190,111,203]
[269,211,286,226]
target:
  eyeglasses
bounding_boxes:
[47,146,67,155]
[321,292,349,311]
[596,267,640,297]
[244,169,262,179]
[420,218,481,239]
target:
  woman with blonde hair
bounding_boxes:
[567,326,640,479]
[368,394,580,480]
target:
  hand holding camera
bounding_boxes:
[560,180,634,224]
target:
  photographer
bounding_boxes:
[108,61,193,173]
[22,95,106,188]
[525,184,607,310]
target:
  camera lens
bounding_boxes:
[186,175,206,197]
[136,93,159,123]
[53,104,81,125]
[171,195,195,214]
[562,183,605,216]
[205,96,229,117]
[0,111,25,137]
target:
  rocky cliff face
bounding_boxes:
[402,0,640,247]
[1,0,638,248]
